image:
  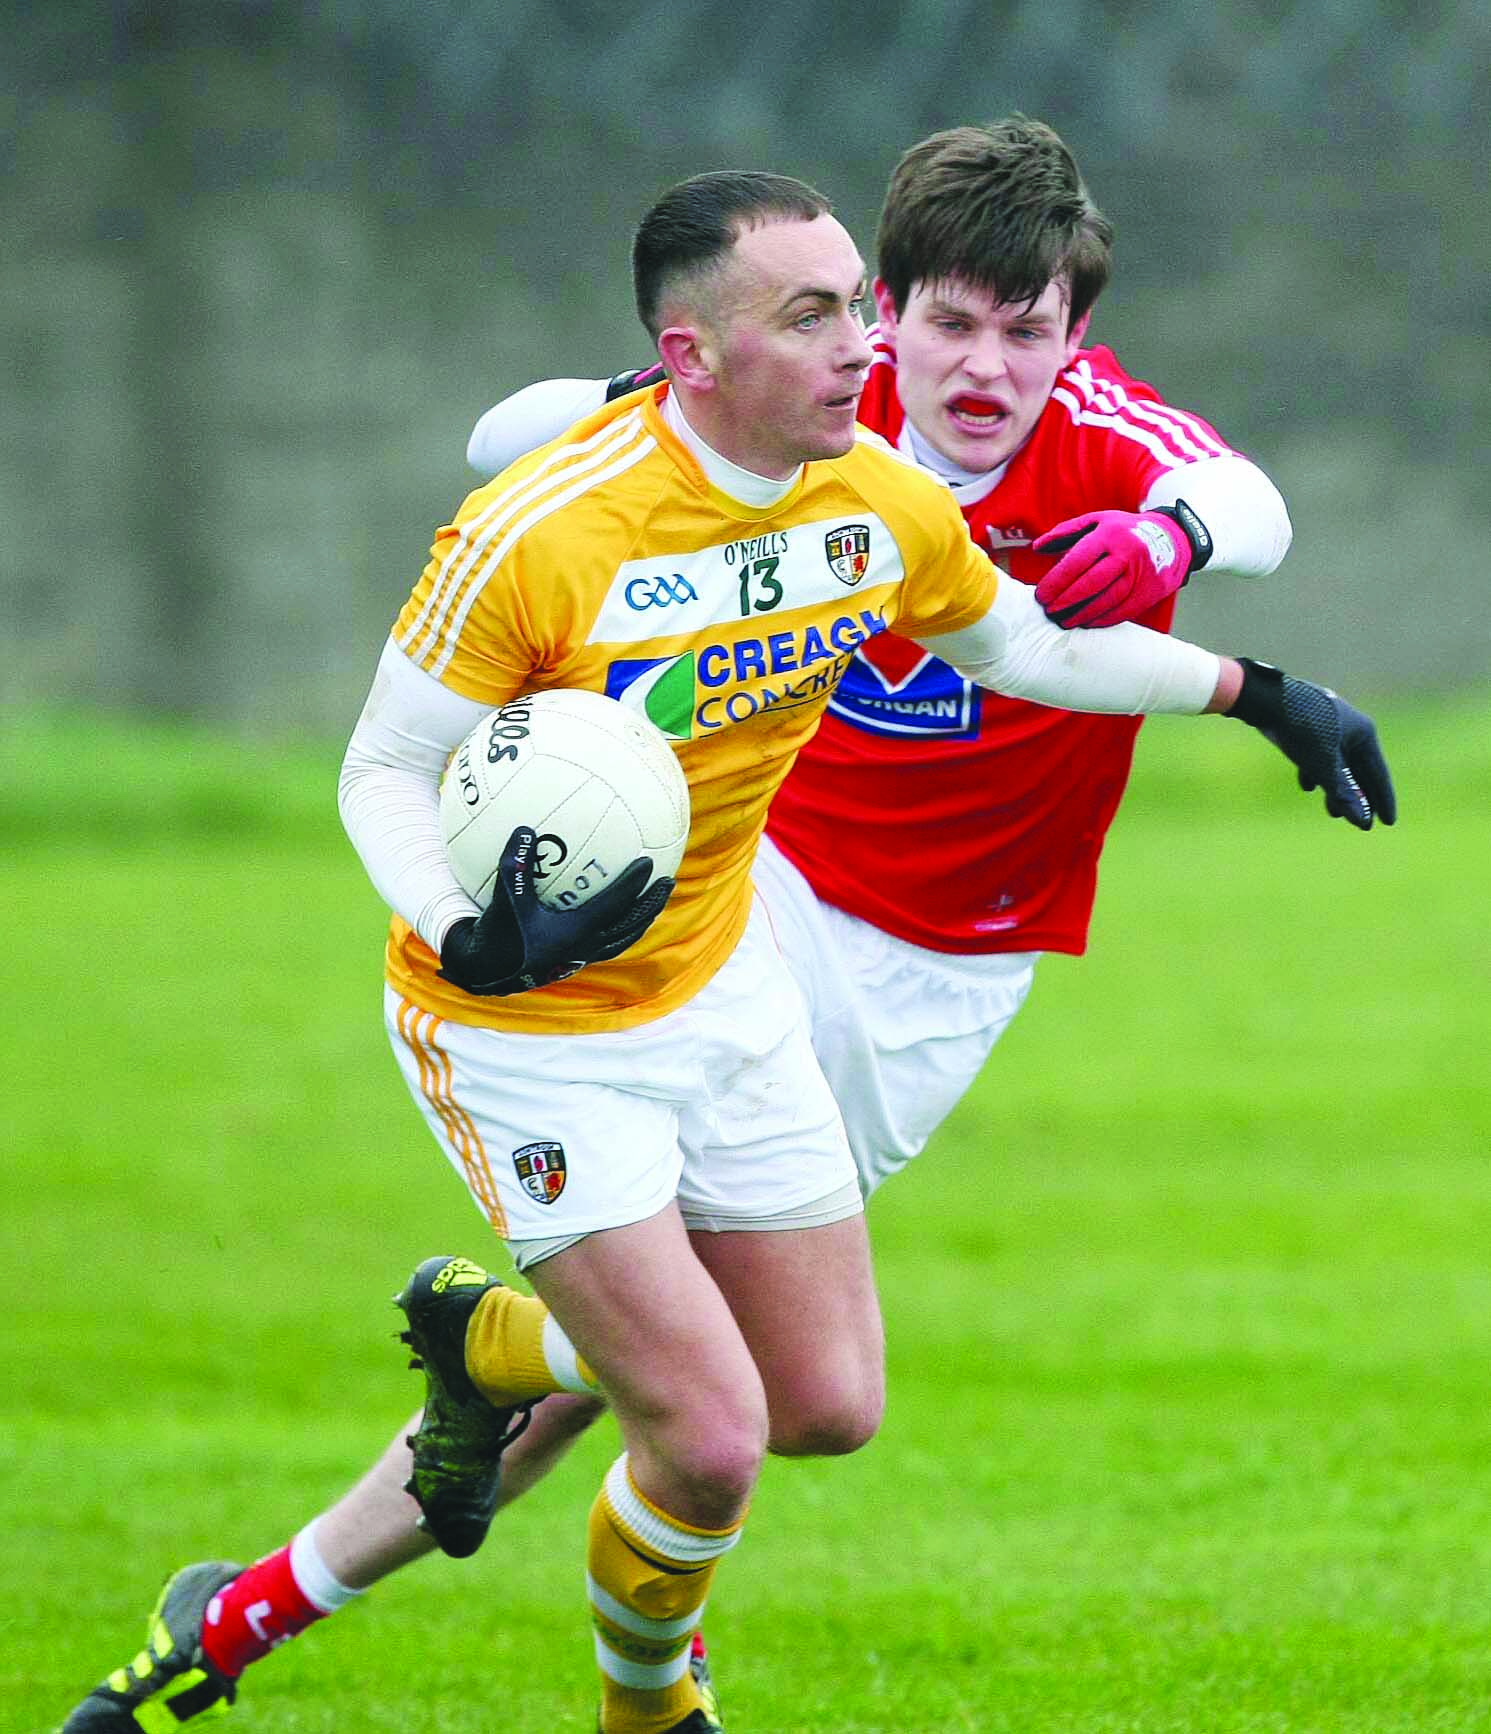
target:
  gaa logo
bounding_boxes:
[624,573,699,612]
[824,524,870,586]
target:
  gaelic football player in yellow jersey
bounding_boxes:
[60,172,1393,1734]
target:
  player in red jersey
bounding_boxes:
[466,117,1297,1192]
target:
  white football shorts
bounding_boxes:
[752,834,1039,1197]
[385,892,861,1263]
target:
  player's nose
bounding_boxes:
[840,316,874,370]
[962,331,1010,385]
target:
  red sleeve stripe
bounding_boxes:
[1051,358,1231,467]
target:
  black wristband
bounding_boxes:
[1153,499,1213,574]
[1227,656,1286,727]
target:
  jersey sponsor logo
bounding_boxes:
[624,572,699,612]
[586,516,903,646]
[605,608,887,738]
[824,523,870,585]
[826,645,982,740]
[512,1140,567,1205]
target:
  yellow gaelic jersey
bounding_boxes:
[386,384,1001,1033]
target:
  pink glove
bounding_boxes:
[1032,509,1193,628]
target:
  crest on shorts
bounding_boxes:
[512,1140,567,1205]
[824,523,871,586]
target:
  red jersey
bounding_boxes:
[765,338,1237,956]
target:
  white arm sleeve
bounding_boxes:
[920,575,1221,715]
[466,378,610,476]
[337,638,491,952]
[1143,454,1292,577]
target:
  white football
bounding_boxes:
[440,689,690,911]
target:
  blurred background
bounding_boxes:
[4,0,1487,731]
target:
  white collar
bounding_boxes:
[663,391,800,508]
[900,415,1009,506]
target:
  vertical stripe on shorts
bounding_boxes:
[395,998,507,1236]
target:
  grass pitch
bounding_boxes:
[4,696,1488,1732]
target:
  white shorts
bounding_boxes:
[386,894,861,1264]
[752,835,1038,1197]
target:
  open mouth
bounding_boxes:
[947,394,1009,429]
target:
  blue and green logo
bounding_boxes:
[604,653,697,740]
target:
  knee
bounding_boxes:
[651,1394,769,1518]
[768,1374,884,1458]
[665,1415,768,1510]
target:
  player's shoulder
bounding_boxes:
[1052,344,1162,413]
[460,389,667,541]
[1042,344,1231,468]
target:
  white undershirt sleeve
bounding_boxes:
[919,574,1221,714]
[466,378,610,476]
[1143,454,1292,577]
[337,638,492,953]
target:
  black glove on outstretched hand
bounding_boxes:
[1229,658,1397,830]
[438,825,676,996]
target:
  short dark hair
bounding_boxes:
[876,117,1113,331]
[632,170,833,337]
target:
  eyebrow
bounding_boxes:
[925,294,1057,324]
[781,274,868,314]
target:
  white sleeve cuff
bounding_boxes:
[1143,454,1292,577]
[337,639,491,952]
[919,575,1221,715]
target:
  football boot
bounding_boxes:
[395,1254,535,1558]
[58,1559,243,1731]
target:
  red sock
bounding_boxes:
[200,1544,328,1677]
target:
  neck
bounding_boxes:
[664,392,800,505]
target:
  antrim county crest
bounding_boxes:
[512,1140,567,1205]
[825,523,871,586]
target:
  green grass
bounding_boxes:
[4,695,1488,1731]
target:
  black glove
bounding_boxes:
[438,826,675,996]
[1229,658,1397,830]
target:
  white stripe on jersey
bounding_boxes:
[402,408,650,662]
[1053,359,1229,465]
[398,410,657,678]
[1068,374,1225,461]
[431,429,659,681]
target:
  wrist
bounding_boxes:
[1225,656,1286,726]
[1206,656,1244,714]
[1152,499,1213,576]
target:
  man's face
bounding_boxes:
[688,214,873,478]
[874,274,1088,473]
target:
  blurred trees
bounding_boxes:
[3,0,1486,725]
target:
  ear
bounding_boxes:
[657,324,717,393]
[872,278,899,338]
[1063,308,1092,364]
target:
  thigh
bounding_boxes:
[688,1213,883,1452]
[527,1205,769,1525]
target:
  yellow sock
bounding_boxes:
[588,1454,743,1734]
[464,1286,598,1403]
